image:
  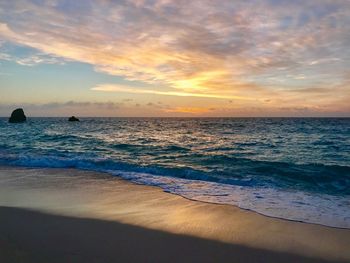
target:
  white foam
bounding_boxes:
[3,152,350,228]
[110,170,350,229]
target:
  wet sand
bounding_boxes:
[0,166,349,262]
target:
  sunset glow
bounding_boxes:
[0,0,349,116]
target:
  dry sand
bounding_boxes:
[0,166,349,263]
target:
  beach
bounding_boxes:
[1,0,350,259]
[1,0,350,261]
[0,166,349,263]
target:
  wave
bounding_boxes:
[1,117,350,228]
[0,152,349,195]
[0,152,349,229]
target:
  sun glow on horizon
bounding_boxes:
[0,0,349,117]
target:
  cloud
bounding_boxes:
[164,107,214,114]
[91,84,254,100]
[8,101,122,109]
[15,54,65,66]
[308,58,342,66]
[0,0,349,115]
[0,49,65,66]
[0,101,122,117]
[0,52,11,61]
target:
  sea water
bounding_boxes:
[0,117,349,228]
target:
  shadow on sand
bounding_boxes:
[0,207,340,263]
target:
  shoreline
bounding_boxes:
[172,191,350,231]
[1,163,349,229]
[1,165,349,262]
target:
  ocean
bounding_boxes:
[0,117,349,228]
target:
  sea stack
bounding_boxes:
[9,108,26,123]
[68,116,80,122]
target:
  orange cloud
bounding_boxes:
[164,107,213,114]
[91,84,255,100]
[0,0,349,116]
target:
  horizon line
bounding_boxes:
[1,116,350,119]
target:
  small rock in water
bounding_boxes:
[9,108,26,123]
[68,116,80,122]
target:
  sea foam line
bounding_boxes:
[0,152,349,229]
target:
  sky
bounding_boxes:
[0,0,349,117]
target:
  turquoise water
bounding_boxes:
[0,117,349,227]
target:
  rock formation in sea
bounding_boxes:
[68,116,80,122]
[9,108,27,123]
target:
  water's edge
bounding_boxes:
[1,118,349,229]
[1,163,349,229]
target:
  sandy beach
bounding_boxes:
[0,166,349,263]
